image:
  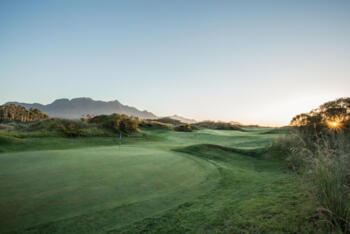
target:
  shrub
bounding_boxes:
[174,124,192,132]
[59,120,86,137]
[89,114,139,134]
[192,121,243,131]
[25,119,88,137]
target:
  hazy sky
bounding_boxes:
[1,0,349,125]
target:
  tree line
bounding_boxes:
[0,104,49,122]
[290,97,350,130]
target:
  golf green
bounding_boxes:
[0,144,218,233]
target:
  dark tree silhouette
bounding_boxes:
[290,98,350,130]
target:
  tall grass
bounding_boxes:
[310,135,350,233]
[314,161,350,232]
[274,129,350,232]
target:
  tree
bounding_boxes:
[0,104,49,122]
[290,97,350,131]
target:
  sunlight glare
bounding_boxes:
[327,121,341,129]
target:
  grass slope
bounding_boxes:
[0,128,316,233]
[112,143,315,233]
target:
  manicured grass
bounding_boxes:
[0,145,218,233]
[0,128,316,233]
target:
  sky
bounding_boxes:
[1,0,349,126]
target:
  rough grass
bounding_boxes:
[273,129,350,232]
[0,127,317,233]
[111,143,316,233]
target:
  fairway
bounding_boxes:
[0,129,313,233]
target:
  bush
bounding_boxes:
[89,114,139,134]
[174,124,192,132]
[192,121,243,131]
[59,120,86,137]
[25,119,88,137]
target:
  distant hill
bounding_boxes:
[6,97,157,119]
[165,115,197,124]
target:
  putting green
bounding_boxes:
[0,145,218,233]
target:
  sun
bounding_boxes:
[327,121,341,129]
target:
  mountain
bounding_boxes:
[166,115,197,124]
[6,97,157,119]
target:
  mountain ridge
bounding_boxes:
[6,97,157,119]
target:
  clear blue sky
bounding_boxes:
[1,0,349,125]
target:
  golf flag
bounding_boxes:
[120,132,122,139]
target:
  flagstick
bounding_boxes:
[119,132,122,149]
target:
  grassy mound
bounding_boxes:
[261,126,291,134]
[174,124,192,132]
[174,144,268,161]
[0,114,140,139]
[139,120,173,130]
[192,121,243,131]
[0,134,22,145]
[110,134,315,233]
[152,117,182,125]
[16,118,108,137]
